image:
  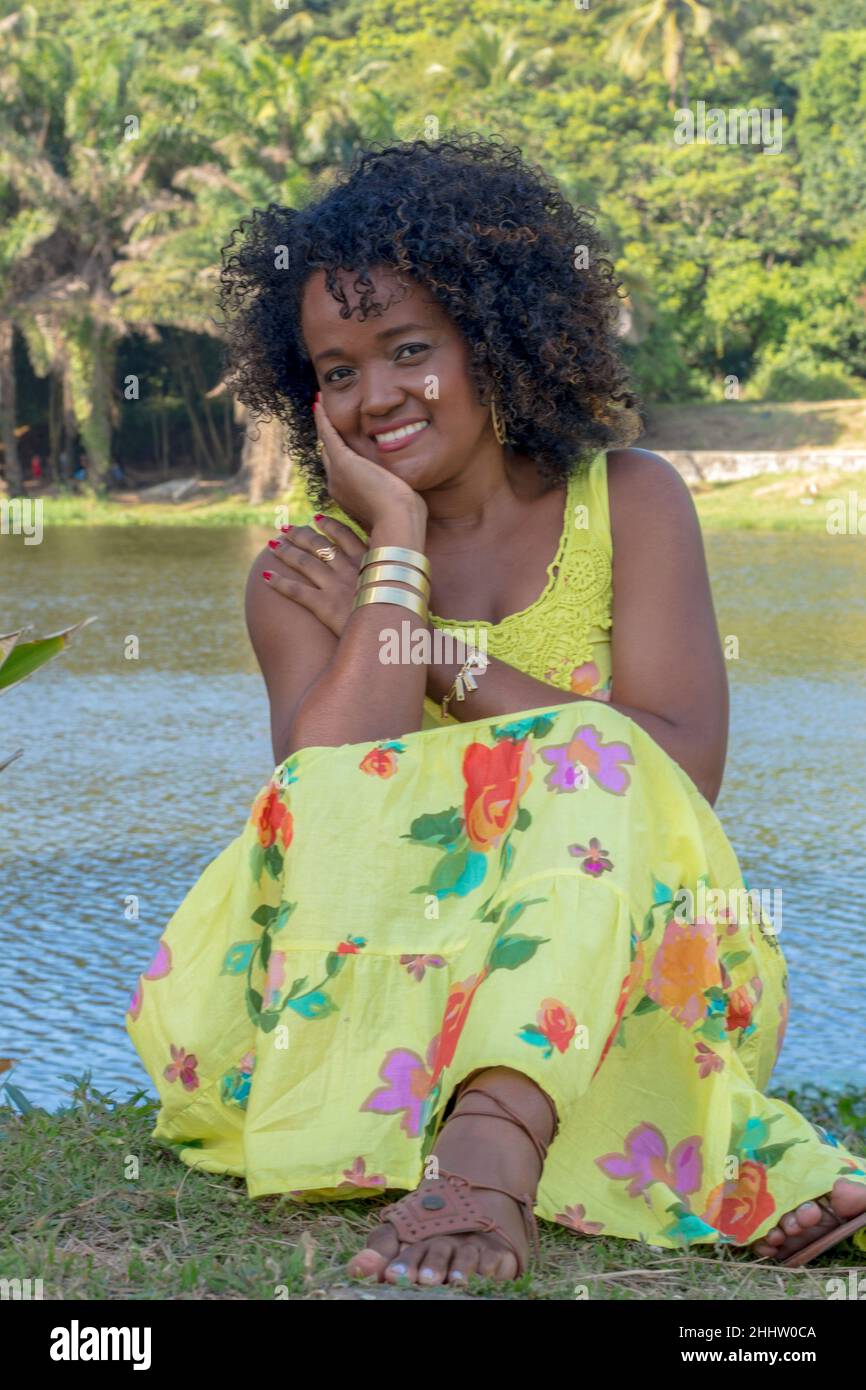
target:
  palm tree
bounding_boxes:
[606,0,739,111]
[113,32,398,498]
[0,10,217,488]
[450,22,557,90]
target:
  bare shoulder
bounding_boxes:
[244,542,333,664]
[606,447,693,505]
[605,447,699,537]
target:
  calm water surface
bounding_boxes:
[1,525,865,1109]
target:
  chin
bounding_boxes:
[376,454,437,488]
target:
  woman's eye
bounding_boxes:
[325,344,429,385]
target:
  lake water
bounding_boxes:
[1,525,864,1110]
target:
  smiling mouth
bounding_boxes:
[371,420,430,451]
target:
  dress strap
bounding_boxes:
[556,451,611,568]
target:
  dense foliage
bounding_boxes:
[1,0,865,489]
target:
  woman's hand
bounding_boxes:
[263,516,368,638]
[313,394,428,533]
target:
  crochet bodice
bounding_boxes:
[293,451,613,729]
[423,452,612,726]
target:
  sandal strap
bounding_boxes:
[378,1168,539,1275]
[376,1081,557,1276]
[781,1201,866,1268]
[452,1081,559,1167]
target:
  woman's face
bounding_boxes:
[300,265,495,492]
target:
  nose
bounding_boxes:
[359,366,412,425]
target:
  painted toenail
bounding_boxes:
[389,1263,407,1276]
[450,1270,466,1283]
[420,1267,436,1280]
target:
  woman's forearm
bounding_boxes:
[284,509,431,754]
[426,651,724,805]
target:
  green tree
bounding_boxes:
[606,0,739,110]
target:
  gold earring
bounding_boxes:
[490,394,507,445]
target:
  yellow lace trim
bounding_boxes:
[429,455,612,694]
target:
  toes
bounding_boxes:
[781,1210,804,1236]
[449,1242,481,1287]
[384,1239,428,1285]
[417,1237,459,1286]
[831,1178,866,1221]
[346,1222,401,1280]
[753,1241,776,1259]
[794,1200,823,1231]
[477,1238,518,1282]
[779,1200,822,1238]
[751,1189,866,1265]
[347,1249,387,1280]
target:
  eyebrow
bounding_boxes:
[312,322,432,366]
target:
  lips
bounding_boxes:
[370,419,430,453]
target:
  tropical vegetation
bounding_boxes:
[1,0,864,498]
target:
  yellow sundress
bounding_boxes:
[126,453,866,1251]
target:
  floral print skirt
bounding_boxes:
[126,700,866,1250]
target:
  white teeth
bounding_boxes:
[375,421,429,444]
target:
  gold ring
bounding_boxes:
[315,544,337,563]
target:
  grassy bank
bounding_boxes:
[689,466,866,531]
[1,1077,864,1301]
[17,466,866,534]
[32,490,288,529]
[640,399,866,453]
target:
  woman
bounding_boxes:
[127,135,866,1288]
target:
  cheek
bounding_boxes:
[429,367,484,423]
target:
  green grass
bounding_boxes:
[1,1076,864,1301]
[36,491,292,529]
[27,466,866,533]
[690,468,866,532]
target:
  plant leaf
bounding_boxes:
[0,617,97,693]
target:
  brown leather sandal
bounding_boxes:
[376,1077,559,1278]
[779,1195,866,1268]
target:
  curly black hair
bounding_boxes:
[218,132,641,506]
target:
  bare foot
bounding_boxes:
[752,1179,866,1261]
[346,1066,556,1287]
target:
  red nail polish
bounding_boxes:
[267,538,280,549]
[280,525,292,533]
[314,513,324,521]
[262,570,273,581]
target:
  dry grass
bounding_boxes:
[1,1076,864,1301]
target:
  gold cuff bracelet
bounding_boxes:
[360,545,431,580]
[352,585,429,619]
[356,563,431,598]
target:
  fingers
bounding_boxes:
[312,398,341,471]
[268,523,353,582]
[260,564,327,623]
[312,396,339,442]
[311,513,368,561]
